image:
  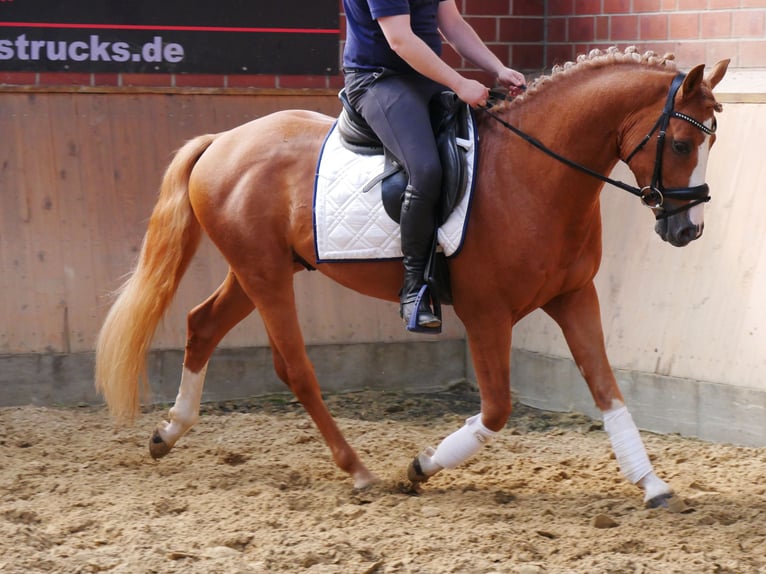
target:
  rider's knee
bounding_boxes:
[409,162,442,201]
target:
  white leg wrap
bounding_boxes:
[429,413,497,470]
[603,405,653,484]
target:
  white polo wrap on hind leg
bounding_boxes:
[431,413,497,470]
[603,405,653,484]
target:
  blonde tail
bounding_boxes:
[95,133,216,423]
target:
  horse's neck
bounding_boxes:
[493,65,673,191]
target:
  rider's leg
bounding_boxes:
[347,73,444,331]
[399,183,441,330]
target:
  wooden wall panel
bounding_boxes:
[5,94,69,352]
[0,91,466,356]
[0,92,331,353]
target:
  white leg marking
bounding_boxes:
[158,363,208,447]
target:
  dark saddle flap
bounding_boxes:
[336,89,472,224]
[336,90,383,156]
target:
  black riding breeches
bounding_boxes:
[344,70,444,260]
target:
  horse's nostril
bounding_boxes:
[678,225,700,245]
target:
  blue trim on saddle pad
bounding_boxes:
[312,121,346,263]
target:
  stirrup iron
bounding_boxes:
[403,284,442,334]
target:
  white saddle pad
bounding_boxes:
[313,114,478,262]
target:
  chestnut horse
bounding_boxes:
[95,48,729,508]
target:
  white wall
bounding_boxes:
[511,73,766,445]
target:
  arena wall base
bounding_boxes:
[511,348,766,448]
[0,339,467,408]
[4,343,763,449]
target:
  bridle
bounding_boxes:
[483,72,717,221]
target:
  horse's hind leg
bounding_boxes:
[240,267,377,489]
[542,282,684,510]
[150,271,254,458]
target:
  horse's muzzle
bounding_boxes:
[655,217,704,247]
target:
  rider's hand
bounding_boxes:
[496,67,527,96]
[456,77,490,108]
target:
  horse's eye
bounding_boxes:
[672,140,692,155]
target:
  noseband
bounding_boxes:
[483,72,716,220]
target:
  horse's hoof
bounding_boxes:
[645,492,692,513]
[407,447,443,484]
[148,430,172,459]
[406,455,430,483]
[352,471,379,490]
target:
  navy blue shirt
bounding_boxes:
[343,0,444,72]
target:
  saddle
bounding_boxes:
[334,90,475,307]
[336,89,473,226]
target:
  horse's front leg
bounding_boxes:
[150,272,254,458]
[408,317,512,483]
[543,281,681,509]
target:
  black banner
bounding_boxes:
[0,1,340,74]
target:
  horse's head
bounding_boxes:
[623,59,729,247]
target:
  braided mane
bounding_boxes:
[505,46,678,108]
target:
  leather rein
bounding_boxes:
[482,73,716,221]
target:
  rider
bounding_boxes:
[342,0,526,332]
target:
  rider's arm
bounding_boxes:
[437,0,526,91]
[377,13,488,106]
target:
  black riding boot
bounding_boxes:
[400,256,441,332]
[400,185,441,333]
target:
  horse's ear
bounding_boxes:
[706,59,730,89]
[679,64,705,100]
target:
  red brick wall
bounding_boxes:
[450,0,545,83]
[0,2,762,89]
[545,0,766,69]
